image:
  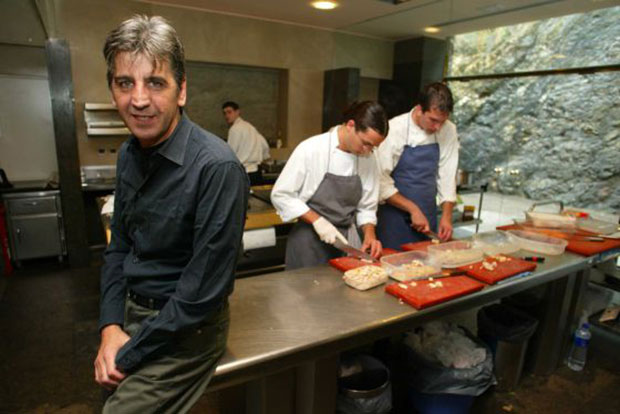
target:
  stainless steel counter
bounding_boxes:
[212,250,590,389]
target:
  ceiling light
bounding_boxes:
[424,26,440,34]
[311,1,339,10]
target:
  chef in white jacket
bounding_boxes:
[375,82,459,249]
[223,101,270,185]
[271,101,389,270]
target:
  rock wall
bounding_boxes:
[448,8,620,212]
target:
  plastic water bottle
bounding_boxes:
[567,322,591,371]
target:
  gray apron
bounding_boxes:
[285,129,363,270]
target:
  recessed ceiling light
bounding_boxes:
[311,1,339,10]
[424,26,440,34]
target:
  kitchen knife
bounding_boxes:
[333,239,378,262]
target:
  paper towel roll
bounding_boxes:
[243,227,277,251]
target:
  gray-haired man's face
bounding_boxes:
[110,52,186,148]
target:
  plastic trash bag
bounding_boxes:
[404,322,496,396]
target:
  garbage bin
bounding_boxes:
[337,354,392,414]
[478,303,539,391]
[404,322,495,414]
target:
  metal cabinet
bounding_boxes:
[2,190,66,265]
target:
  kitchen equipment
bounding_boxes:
[329,248,399,272]
[473,231,519,256]
[385,276,485,310]
[427,240,484,268]
[333,238,377,262]
[458,255,537,285]
[380,250,441,281]
[506,230,567,255]
[425,230,441,242]
[525,200,576,229]
[81,165,116,184]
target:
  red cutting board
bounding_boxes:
[566,239,620,256]
[458,255,537,284]
[328,248,400,272]
[496,224,620,257]
[385,276,485,309]
[400,241,434,252]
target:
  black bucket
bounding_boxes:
[337,354,392,414]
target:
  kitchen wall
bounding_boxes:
[35,0,393,165]
[0,45,58,182]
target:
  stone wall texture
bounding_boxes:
[447,7,620,212]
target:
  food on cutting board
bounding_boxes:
[343,265,388,291]
[391,259,438,280]
[479,255,512,271]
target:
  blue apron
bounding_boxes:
[376,137,440,250]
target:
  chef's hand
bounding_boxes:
[312,216,348,245]
[438,214,453,241]
[95,324,130,390]
[361,237,382,259]
[409,207,430,234]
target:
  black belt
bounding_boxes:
[127,289,168,310]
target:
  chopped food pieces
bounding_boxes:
[343,265,388,291]
[360,258,374,263]
[431,239,440,244]
[429,281,444,289]
[479,254,512,271]
[398,283,408,289]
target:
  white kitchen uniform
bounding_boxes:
[227,116,270,173]
[271,126,380,228]
[375,110,459,205]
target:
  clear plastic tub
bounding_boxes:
[506,230,568,255]
[473,231,520,256]
[381,251,441,281]
[427,241,484,268]
[525,211,576,229]
[577,218,617,235]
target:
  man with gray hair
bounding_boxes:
[94,15,249,412]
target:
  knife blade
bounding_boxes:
[333,238,377,262]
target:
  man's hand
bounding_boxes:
[94,324,130,390]
[312,216,348,245]
[438,214,453,241]
[360,224,382,258]
[409,207,430,234]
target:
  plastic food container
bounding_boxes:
[427,241,484,268]
[381,251,441,281]
[472,231,520,256]
[577,218,617,235]
[525,211,576,229]
[506,230,568,255]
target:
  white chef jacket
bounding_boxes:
[271,126,380,227]
[227,116,270,173]
[375,109,459,205]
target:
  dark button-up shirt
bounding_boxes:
[99,115,249,372]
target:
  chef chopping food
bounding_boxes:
[375,82,459,249]
[271,101,389,269]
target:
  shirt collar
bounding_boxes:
[129,114,190,166]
